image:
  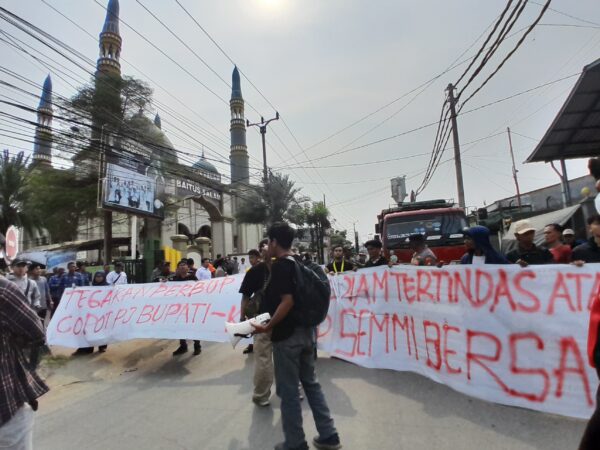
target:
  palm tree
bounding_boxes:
[306,201,330,263]
[236,171,307,227]
[0,150,38,234]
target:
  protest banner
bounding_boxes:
[47,264,600,419]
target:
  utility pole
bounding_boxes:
[506,127,522,211]
[100,124,112,265]
[353,222,359,254]
[247,112,279,186]
[446,84,466,209]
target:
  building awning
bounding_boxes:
[526,58,600,163]
[17,237,131,269]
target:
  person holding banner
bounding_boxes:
[325,245,355,274]
[506,220,553,266]
[363,239,389,267]
[543,223,572,264]
[461,226,508,265]
[170,260,202,356]
[577,214,600,450]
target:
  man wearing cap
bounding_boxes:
[506,220,552,266]
[7,259,41,310]
[562,228,586,249]
[106,261,128,285]
[363,239,388,267]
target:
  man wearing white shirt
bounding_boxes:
[238,257,250,273]
[106,261,128,285]
[195,258,212,281]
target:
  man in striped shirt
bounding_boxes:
[0,277,49,449]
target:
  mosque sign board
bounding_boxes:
[101,138,166,220]
[172,177,222,201]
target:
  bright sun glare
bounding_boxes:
[258,0,283,10]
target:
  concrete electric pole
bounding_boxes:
[247,113,279,186]
[506,127,523,211]
[446,83,466,209]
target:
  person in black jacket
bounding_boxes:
[363,239,388,267]
[573,215,600,263]
[170,261,201,356]
[506,219,552,266]
[577,214,600,450]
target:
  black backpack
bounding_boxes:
[286,256,331,327]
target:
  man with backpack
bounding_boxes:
[252,223,341,450]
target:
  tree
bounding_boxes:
[26,169,97,242]
[330,229,352,250]
[0,150,39,234]
[28,76,156,243]
[235,172,307,227]
[306,201,330,264]
[68,75,153,139]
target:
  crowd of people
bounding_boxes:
[1,210,599,449]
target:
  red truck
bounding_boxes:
[375,200,468,264]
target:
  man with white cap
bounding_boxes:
[506,219,552,267]
[562,228,585,249]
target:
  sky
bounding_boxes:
[1,0,599,241]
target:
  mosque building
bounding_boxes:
[27,0,262,270]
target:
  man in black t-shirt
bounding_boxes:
[169,261,201,357]
[324,245,355,274]
[363,239,388,268]
[252,223,341,450]
[238,241,273,406]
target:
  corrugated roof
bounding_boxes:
[526,58,600,163]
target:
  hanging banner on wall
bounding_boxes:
[47,264,600,419]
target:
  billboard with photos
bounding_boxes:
[102,138,166,219]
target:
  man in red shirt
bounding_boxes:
[543,223,572,263]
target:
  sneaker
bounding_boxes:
[274,441,308,450]
[172,346,188,356]
[252,397,270,407]
[193,345,202,356]
[243,344,254,354]
[313,433,342,450]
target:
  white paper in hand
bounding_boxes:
[225,313,271,348]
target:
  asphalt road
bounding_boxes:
[34,340,587,450]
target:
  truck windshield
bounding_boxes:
[385,212,467,248]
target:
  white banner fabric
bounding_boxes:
[47,264,600,419]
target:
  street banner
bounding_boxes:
[47,264,600,419]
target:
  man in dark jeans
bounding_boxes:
[252,222,341,450]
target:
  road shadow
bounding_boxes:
[315,356,586,450]
[226,405,279,450]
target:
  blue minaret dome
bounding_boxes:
[154,112,162,129]
[231,66,242,99]
[102,0,120,34]
[38,74,53,110]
